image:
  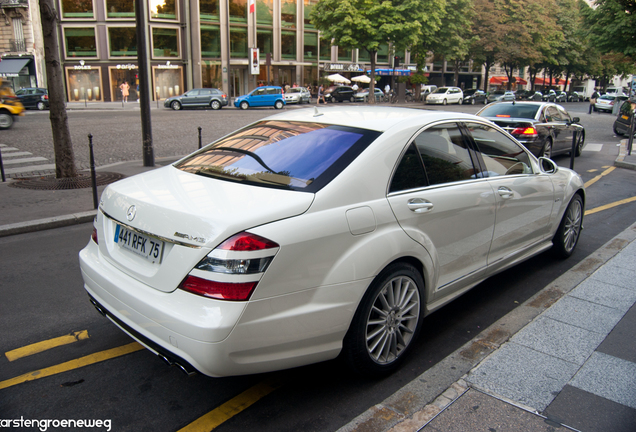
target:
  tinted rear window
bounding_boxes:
[175,120,380,192]
[479,104,539,119]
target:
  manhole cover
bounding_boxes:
[9,172,125,190]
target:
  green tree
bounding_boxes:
[311,0,445,103]
[469,0,500,90]
[584,0,636,60]
[424,0,475,87]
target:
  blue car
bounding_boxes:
[234,86,285,110]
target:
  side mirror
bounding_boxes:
[538,157,558,174]
[572,117,580,123]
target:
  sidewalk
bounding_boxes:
[1,108,636,431]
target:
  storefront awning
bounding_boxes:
[0,58,30,77]
[366,68,412,76]
[534,77,566,86]
[489,76,527,85]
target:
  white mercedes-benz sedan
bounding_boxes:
[79,106,585,377]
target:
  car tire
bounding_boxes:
[541,138,553,159]
[574,131,585,157]
[458,98,463,105]
[240,101,249,110]
[350,96,355,102]
[471,99,475,105]
[36,101,46,111]
[0,112,14,130]
[442,99,447,106]
[171,101,181,111]
[343,262,424,376]
[552,194,583,259]
[210,100,221,110]
[274,100,284,109]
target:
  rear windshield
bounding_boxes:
[433,88,448,94]
[479,104,539,119]
[174,120,380,192]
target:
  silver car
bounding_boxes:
[284,87,311,104]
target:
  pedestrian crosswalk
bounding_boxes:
[0,144,55,177]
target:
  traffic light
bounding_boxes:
[394,56,400,68]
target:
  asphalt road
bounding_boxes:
[1,101,634,431]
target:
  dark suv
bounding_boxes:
[164,88,228,110]
[15,87,49,110]
[325,86,355,103]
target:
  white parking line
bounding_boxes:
[583,144,603,152]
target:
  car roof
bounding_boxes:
[260,106,485,132]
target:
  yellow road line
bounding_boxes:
[585,196,636,216]
[178,378,284,432]
[0,342,143,390]
[5,330,90,362]
[584,166,615,189]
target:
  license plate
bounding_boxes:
[114,224,164,263]
[622,115,629,120]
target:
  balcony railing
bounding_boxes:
[10,39,27,52]
[0,0,29,7]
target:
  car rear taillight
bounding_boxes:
[91,227,98,244]
[511,126,538,137]
[43,95,49,100]
[178,232,279,301]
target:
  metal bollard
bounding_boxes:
[198,126,202,149]
[0,146,5,182]
[88,134,98,209]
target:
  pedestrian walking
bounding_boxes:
[317,84,326,105]
[589,89,599,114]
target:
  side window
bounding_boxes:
[266,88,279,95]
[200,89,212,95]
[466,122,533,176]
[414,123,480,186]
[253,88,266,96]
[389,144,428,193]
[620,101,632,115]
[546,106,561,122]
[556,106,571,122]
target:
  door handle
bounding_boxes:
[407,198,434,213]
[497,186,513,199]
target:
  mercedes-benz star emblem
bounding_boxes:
[126,205,137,221]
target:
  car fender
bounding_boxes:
[546,169,586,235]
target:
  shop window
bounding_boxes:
[230,27,248,58]
[152,28,179,58]
[281,31,296,60]
[377,44,389,63]
[61,0,94,19]
[150,0,177,20]
[281,0,296,28]
[303,0,318,28]
[200,0,219,21]
[64,27,97,58]
[109,27,137,57]
[303,32,317,61]
[202,61,222,89]
[106,0,134,18]
[257,29,273,57]
[319,37,331,61]
[201,25,221,58]
[338,47,351,62]
[229,0,247,23]
[67,68,102,102]
[303,65,318,87]
[257,0,273,25]
[153,67,183,100]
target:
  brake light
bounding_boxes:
[179,276,257,301]
[91,227,98,244]
[179,232,279,301]
[511,126,538,136]
[43,94,49,100]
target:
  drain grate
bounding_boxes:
[8,172,125,190]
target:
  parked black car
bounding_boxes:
[567,92,583,102]
[555,91,568,103]
[462,89,487,104]
[164,88,228,110]
[477,101,585,159]
[613,100,635,136]
[14,87,49,110]
[324,86,355,103]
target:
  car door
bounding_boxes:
[181,90,199,107]
[464,122,554,265]
[250,88,267,106]
[543,105,568,152]
[195,89,212,106]
[387,122,496,295]
[555,105,581,153]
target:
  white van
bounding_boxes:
[421,85,437,96]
